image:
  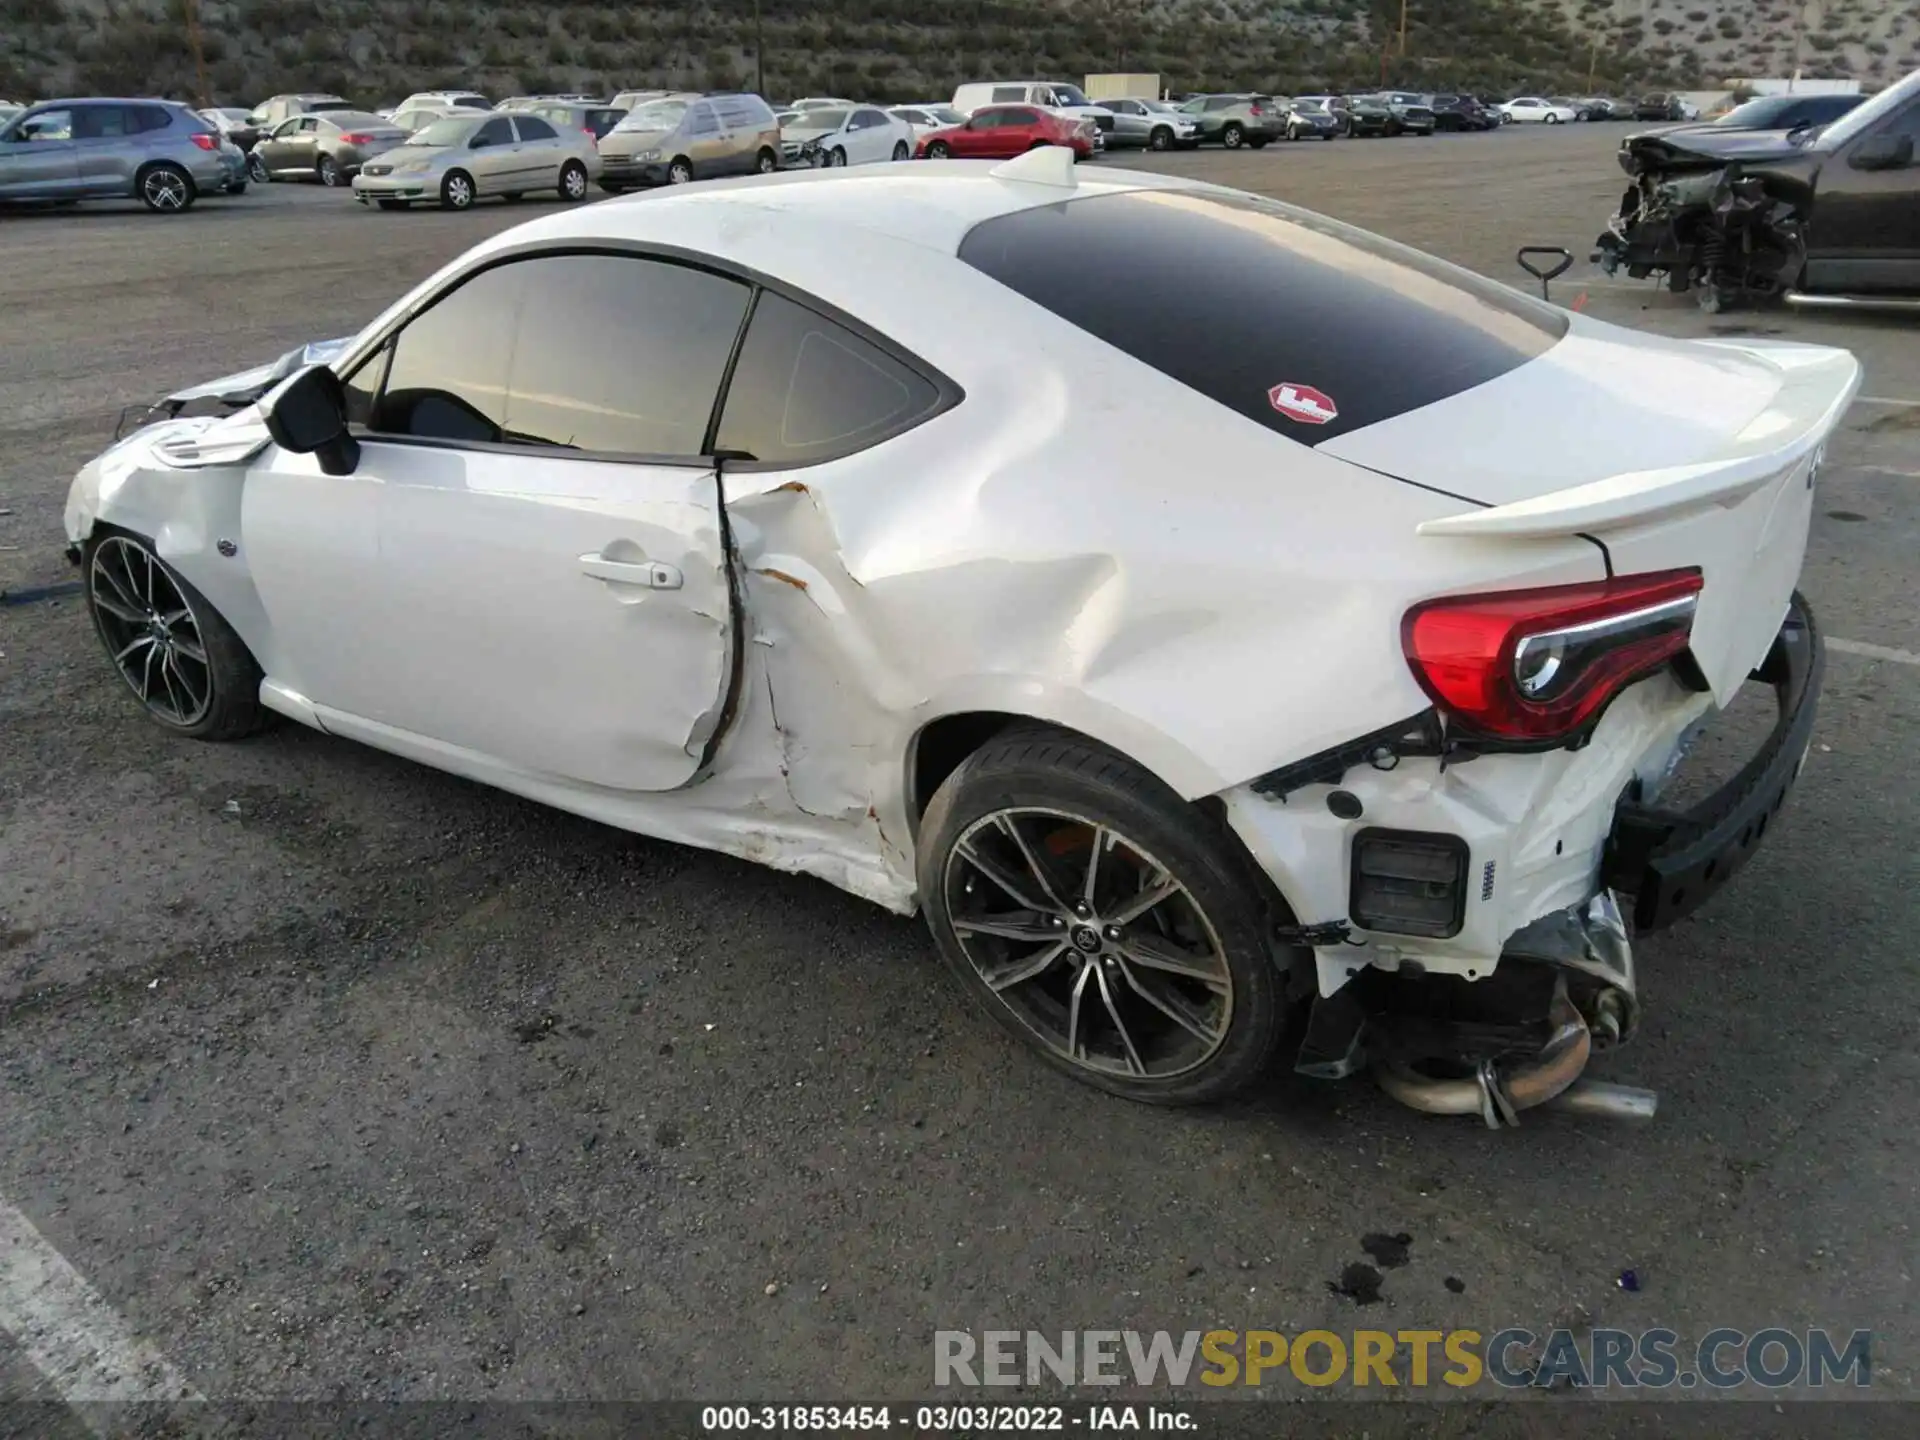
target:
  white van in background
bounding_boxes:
[950,80,1115,137]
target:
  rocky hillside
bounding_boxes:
[0,0,1910,109]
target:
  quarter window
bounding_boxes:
[715,292,942,465]
[990,86,1026,103]
[687,103,719,135]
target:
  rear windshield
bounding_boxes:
[957,189,1566,444]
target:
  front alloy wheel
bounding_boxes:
[84,534,267,739]
[919,727,1291,1104]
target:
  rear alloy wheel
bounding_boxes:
[559,160,589,201]
[667,157,693,184]
[138,163,194,213]
[919,728,1292,1104]
[316,154,341,187]
[891,139,909,161]
[440,168,474,209]
[1221,122,1244,148]
[927,140,951,159]
[84,533,269,740]
[1149,126,1172,151]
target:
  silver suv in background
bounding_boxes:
[1097,97,1200,150]
[0,98,247,211]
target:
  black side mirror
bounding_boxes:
[264,365,359,476]
[1850,133,1913,171]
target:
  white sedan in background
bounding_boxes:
[783,104,915,166]
[890,103,968,147]
[1498,96,1580,124]
[65,151,1851,1123]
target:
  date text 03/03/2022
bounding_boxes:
[700,1405,1194,1431]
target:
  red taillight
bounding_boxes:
[190,132,219,151]
[340,132,375,145]
[1401,570,1703,741]
[1249,103,1266,115]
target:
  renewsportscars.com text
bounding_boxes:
[934,1328,1871,1391]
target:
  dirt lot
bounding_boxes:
[3,124,1918,1431]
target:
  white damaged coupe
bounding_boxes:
[65,150,1856,1122]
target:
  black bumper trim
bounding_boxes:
[1603,592,1823,932]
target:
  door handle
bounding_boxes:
[579,552,682,589]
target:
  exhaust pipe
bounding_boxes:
[1375,980,1593,1128]
[1543,1079,1658,1121]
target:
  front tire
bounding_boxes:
[918,727,1291,1105]
[83,532,270,741]
[439,168,475,209]
[1546,113,1563,125]
[927,140,950,159]
[137,163,194,213]
[1148,126,1172,151]
[827,146,847,167]
[246,152,269,183]
[558,159,589,201]
[667,156,693,184]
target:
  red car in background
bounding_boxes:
[914,104,1099,161]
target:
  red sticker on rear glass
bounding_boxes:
[1268,382,1338,425]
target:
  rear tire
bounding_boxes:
[558,159,589,201]
[137,162,194,213]
[918,726,1292,1106]
[756,147,779,173]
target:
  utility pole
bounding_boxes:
[1399,0,1409,56]
[1789,0,1806,91]
[753,0,765,98]
[1587,33,1600,91]
[182,0,211,107]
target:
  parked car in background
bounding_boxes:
[247,109,406,186]
[1097,97,1199,150]
[1634,92,1687,121]
[0,97,246,210]
[1281,97,1342,141]
[1292,94,1354,134]
[522,99,629,142]
[198,106,260,150]
[1499,96,1580,124]
[352,111,599,209]
[611,89,675,111]
[1425,93,1497,131]
[951,81,1115,138]
[888,104,968,147]
[779,105,914,167]
[248,93,355,132]
[1341,94,1397,136]
[496,94,600,112]
[390,105,458,136]
[597,92,780,190]
[1371,92,1438,134]
[787,96,857,113]
[915,104,1098,160]
[1176,93,1279,148]
[395,90,491,114]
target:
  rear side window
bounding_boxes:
[514,115,557,141]
[958,189,1566,444]
[586,108,624,137]
[990,87,1026,103]
[454,96,491,110]
[687,102,718,135]
[72,106,132,139]
[715,292,943,466]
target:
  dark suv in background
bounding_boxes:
[0,97,247,210]
[1426,93,1498,131]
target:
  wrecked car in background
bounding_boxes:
[1595,68,1920,313]
[66,151,1857,1127]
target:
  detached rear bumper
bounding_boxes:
[1604,593,1822,931]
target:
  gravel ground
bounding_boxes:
[2,125,1917,1432]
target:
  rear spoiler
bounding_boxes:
[1416,343,1861,540]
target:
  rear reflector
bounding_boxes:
[1350,829,1469,938]
[1402,569,1703,742]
